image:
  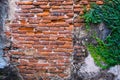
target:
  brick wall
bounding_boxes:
[8,0,73,80]
[6,0,103,80]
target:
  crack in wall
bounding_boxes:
[0,0,9,69]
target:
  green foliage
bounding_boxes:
[87,44,108,69]
[83,0,120,69]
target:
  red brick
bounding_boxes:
[19,27,34,31]
[63,1,73,5]
[49,0,64,1]
[39,38,49,41]
[23,44,33,48]
[40,5,50,9]
[96,1,104,5]
[19,59,29,66]
[20,5,35,9]
[54,48,67,52]
[49,27,64,31]
[37,0,49,1]
[51,6,60,9]
[49,2,62,6]
[81,0,89,5]
[49,42,57,45]
[19,41,34,44]
[38,23,47,27]
[35,27,49,31]
[59,44,73,48]
[43,16,64,20]
[39,52,51,56]
[17,1,33,5]
[47,22,69,27]
[28,19,39,24]
[65,25,73,31]
[33,45,44,49]
[11,51,23,55]
[43,31,58,35]
[58,73,69,78]
[17,10,30,13]
[25,37,38,41]
[46,45,58,49]
[9,23,21,27]
[19,13,34,17]
[26,32,35,36]
[56,41,65,45]
[40,41,49,45]
[66,13,74,17]
[58,37,72,41]
[18,66,26,69]
[40,19,51,23]
[36,63,49,67]
[20,20,27,25]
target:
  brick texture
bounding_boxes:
[6,0,103,80]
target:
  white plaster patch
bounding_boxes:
[108,65,120,80]
[8,0,20,20]
[78,54,100,79]
[0,57,8,68]
[84,54,100,72]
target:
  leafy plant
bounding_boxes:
[83,0,120,69]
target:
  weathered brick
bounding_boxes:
[33,2,48,5]
[16,10,30,13]
[43,31,58,35]
[37,0,49,1]
[96,1,104,5]
[30,8,43,13]
[19,13,34,17]
[19,59,29,66]
[40,5,50,9]
[23,49,36,56]
[49,2,62,6]
[35,63,50,67]
[37,12,49,17]
[38,23,47,27]
[28,18,40,24]
[47,22,69,27]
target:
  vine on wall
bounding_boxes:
[83,0,120,69]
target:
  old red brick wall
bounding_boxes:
[8,0,73,80]
[6,0,103,80]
